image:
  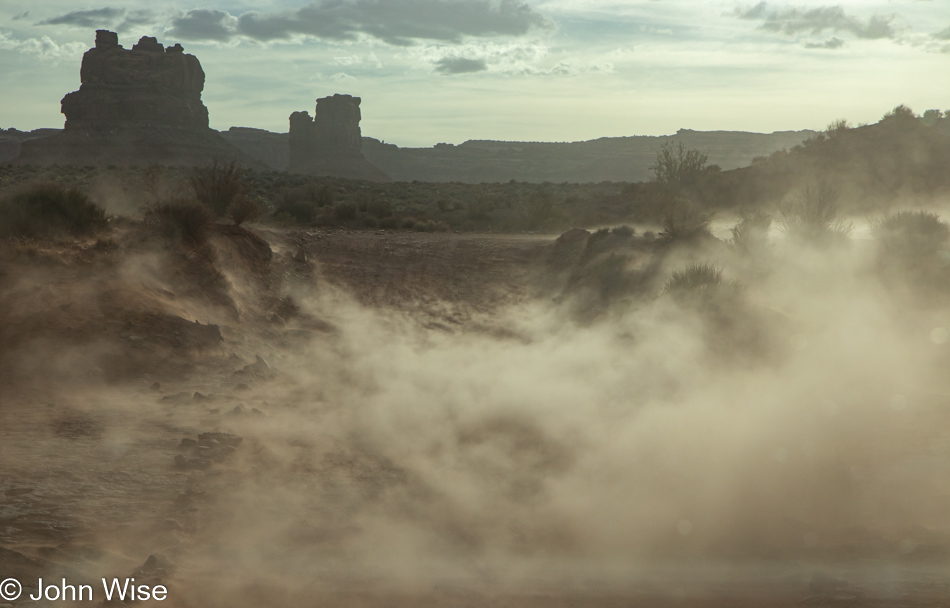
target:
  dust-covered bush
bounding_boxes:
[872,210,949,258]
[0,182,106,239]
[143,199,216,246]
[780,182,852,244]
[227,195,262,226]
[659,200,713,242]
[730,209,772,253]
[664,263,741,306]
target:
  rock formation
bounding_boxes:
[13,30,264,168]
[288,94,389,181]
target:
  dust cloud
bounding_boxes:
[3,211,950,605]
[166,227,950,604]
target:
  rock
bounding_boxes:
[14,30,266,168]
[179,438,197,449]
[198,431,242,447]
[293,247,308,263]
[234,383,250,391]
[288,94,390,181]
[557,228,591,244]
[150,381,161,391]
[193,391,208,401]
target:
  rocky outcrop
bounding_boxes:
[288,94,389,181]
[13,30,265,168]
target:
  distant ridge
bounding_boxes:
[217,127,816,183]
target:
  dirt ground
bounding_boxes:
[3,226,950,607]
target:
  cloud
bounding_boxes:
[164,0,553,45]
[434,56,488,73]
[804,36,845,49]
[0,31,87,62]
[37,7,126,29]
[12,11,29,21]
[934,26,950,40]
[36,7,158,33]
[167,9,237,42]
[735,2,897,40]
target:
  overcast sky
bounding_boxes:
[2,0,948,146]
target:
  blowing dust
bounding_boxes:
[162,227,950,604]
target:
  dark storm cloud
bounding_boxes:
[166,0,553,45]
[37,7,126,28]
[167,9,237,42]
[36,7,157,32]
[804,36,844,49]
[736,2,897,40]
[434,56,488,73]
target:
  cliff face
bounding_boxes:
[288,95,389,181]
[13,30,265,169]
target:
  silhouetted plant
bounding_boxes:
[651,142,709,197]
[191,159,250,218]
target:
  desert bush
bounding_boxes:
[664,263,741,305]
[0,182,106,238]
[659,200,713,242]
[872,210,949,258]
[379,217,398,230]
[368,199,392,218]
[612,225,635,238]
[227,195,262,226]
[401,217,417,229]
[143,199,215,246]
[274,191,316,225]
[333,202,357,220]
[651,142,709,194]
[191,159,250,218]
[779,182,852,243]
[731,209,772,253]
[521,190,560,230]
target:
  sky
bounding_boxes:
[1,0,949,147]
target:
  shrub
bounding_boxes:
[659,200,713,242]
[0,182,106,238]
[872,210,949,258]
[228,195,262,226]
[664,263,741,305]
[191,159,250,218]
[368,199,392,218]
[651,142,709,194]
[521,190,559,230]
[333,202,357,220]
[731,210,772,252]
[379,217,398,230]
[612,225,635,238]
[143,199,215,246]
[779,182,851,243]
[274,191,316,225]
